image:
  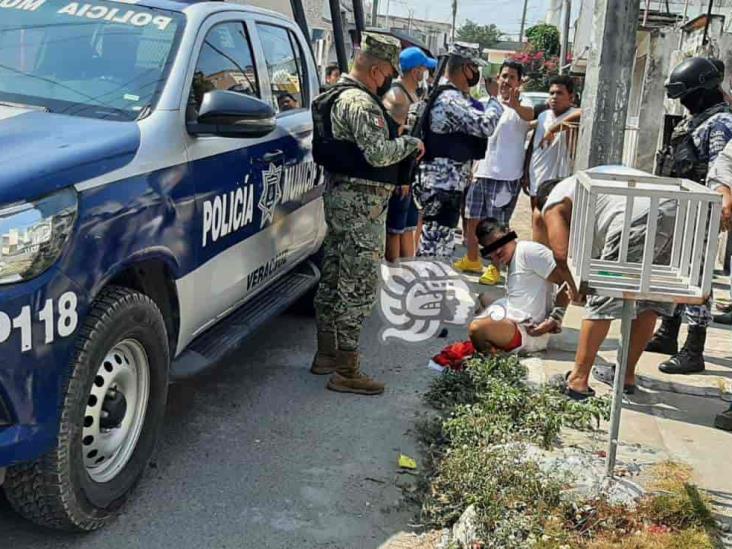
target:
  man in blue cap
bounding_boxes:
[383,47,437,261]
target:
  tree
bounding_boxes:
[509,47,560,92]
[455,20,502,51]
[525,23,560,57]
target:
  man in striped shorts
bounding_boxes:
[453,61,535,285]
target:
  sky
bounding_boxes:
[381,0,555,40]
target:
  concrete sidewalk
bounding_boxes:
[463,194,732,527]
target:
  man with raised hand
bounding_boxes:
[454,60,535,286]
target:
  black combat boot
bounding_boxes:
[658,326,706,375]
[715,405,732,432]
[713,311,732,325]
[645,315,682,355]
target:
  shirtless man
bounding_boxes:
[382,47,436,261]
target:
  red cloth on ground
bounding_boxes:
[431,341,476,371]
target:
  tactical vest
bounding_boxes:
[311,81,402,185]
[656,102,732,183]
[421,84,488,163]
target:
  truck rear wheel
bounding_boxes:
[3,286,169,531]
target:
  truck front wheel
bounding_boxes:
[4,286,169,531]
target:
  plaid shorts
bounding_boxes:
[464,177,521,222]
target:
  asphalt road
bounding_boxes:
[0,308,450,549]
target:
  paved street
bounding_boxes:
[0,309,448,548]
[3,196,732,547]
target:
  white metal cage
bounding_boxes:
[568,170,723,305]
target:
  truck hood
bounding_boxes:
[0,107,140,205]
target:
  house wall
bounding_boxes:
[635,28,680,172]
[485,50,514,65]
[236,0,293,16]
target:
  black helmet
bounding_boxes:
[665,57,722,100]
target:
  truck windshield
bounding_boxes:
[0,0,183,121]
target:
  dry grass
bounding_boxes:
[417,357,721,548]
[583,528,715,549]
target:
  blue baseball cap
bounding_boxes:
[400,47,438,72]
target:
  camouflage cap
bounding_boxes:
[448,42,487,66]
[361,32,401,72]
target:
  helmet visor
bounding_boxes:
[665,81,688,99]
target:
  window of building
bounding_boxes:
[257,24,307,114]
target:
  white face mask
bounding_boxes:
[419,70,430,91]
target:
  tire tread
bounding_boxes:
[4,286,167,531]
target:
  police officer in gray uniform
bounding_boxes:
[415,43,504,258]
[648,57,732,376]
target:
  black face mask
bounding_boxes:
[376,74,393,97]
[465,66,480,87]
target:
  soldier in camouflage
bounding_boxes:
[310,32,425,395]
[415,43,504,258]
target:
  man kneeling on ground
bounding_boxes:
[538,167,677,399]
[469,218,576,354]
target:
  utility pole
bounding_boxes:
[519,0,529,43]
[352,0,366,45]
[559,0,572,74]
[451,0,457,42]
[371,0,378,26]
[575,0,641,170]
[702,0,714,46]
[328,0,349,73]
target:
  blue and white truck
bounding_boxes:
[0,0,326,530]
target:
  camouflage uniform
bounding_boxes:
[314,37,421,352]
[416,44,503,258]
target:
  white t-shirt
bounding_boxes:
[475,97,531,182]
[529,107,580,195]
[542,166,659,257]
[504,241,557,324]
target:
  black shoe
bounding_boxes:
[645,315,681,355]
[658,326,706,375]
[714,311,732,325]
[715,407,732,432]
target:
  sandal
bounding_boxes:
[592,363,636,395]
[561,371,596,401]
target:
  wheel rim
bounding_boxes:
[82,339,150,483]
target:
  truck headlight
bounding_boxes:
[0,189,77,285]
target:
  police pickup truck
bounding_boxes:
[0,0,325,531]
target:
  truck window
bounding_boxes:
[190,22,259,112]
[0,0,183,121]
[256,24,307,114]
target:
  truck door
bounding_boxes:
[180,18,287,339]
[246,19,324,287]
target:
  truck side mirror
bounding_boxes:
[187,90,276,138]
